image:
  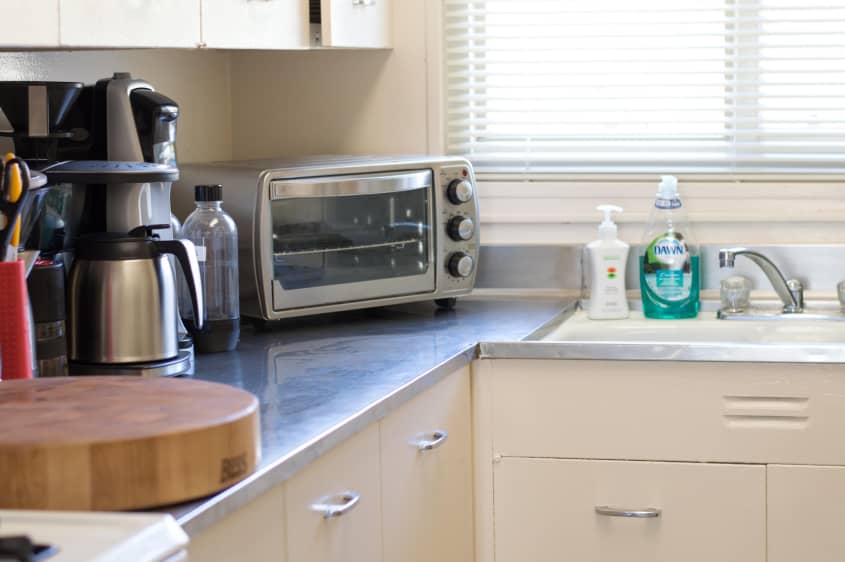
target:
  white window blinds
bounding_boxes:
[444,0,845,174]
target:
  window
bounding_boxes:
[444,1,845,174]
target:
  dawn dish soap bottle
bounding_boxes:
[639,175,700,319]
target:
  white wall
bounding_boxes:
[0,50,233,163]
[477,177,845,246]
[228,0,429,158]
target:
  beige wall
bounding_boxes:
[0,49,233,163]
[229,0,429,158]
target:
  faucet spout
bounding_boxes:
[718,247,803,313]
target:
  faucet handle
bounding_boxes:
[785,279,804,313]
[720,276,752,312]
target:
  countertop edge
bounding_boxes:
[176,344,478,537]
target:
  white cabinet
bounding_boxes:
[487,359,845,465]
[0,1,59,47]
[6,0,391,50]
[495,457,766,562]
[475,358,845,562]
[201,0,308,49]
[59,0,201,48]
[768,465,845,562]
[189,483,286,562]
[316,0,391,48]
[285,423,382,562]
[380,366,474,562]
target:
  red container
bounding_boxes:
[0,259,34,380]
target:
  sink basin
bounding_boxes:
[478,301,845,364]
[539,309,845,345]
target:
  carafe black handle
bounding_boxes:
[155,239,205,332]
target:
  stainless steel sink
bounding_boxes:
[480,300,845,364]
[539,307,845,345]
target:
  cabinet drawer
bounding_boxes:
[318,0,391,48]
[768,465,845,562]
[494,457,765,562]
[60,0,201,48]
[489,359,845,464]
[380,366,473,562]
[202,0,308,49]
[285,423,382,562]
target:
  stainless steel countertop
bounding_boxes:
[170,293,845,536]
[170,297,568,536]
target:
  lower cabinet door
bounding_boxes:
[768,465,845,562]
[380,366,474,562]
[494,458,765,562]
[285,423,382,562]
[188,484,286,562]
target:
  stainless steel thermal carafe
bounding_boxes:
[68,227,203,365]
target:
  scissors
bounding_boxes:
[0,156,31,262]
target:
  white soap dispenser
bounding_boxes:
[587,205,630,319]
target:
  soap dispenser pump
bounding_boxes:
[587,205,630,319]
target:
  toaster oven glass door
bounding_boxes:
[269,170,435,310]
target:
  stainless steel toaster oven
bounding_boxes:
[174,156,479,320]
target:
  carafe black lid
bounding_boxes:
[74,230,165,261]
[40,161,179,183]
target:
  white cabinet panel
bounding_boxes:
[189,483,286,562]
[285,423,382,562]
[490,359,845,465]
[0,1,59,47]
[202,0,308,49]
[380,366,473,562]
[495,457,765,562]
[768,465,845,562]
[319,0,391,48]
[60,0,201,48]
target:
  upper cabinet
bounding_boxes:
[60,0,202,48]
[1,1,59,47]
[0,0,390,50]
[314,0,391,48]
[202,0,308,50]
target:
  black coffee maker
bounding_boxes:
[0,74,182,248]
[0,75,195,377]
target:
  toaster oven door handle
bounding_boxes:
[270,170,433,199]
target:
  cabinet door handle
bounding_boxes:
[595,505,661,518]
[415,430,449,451]
[311,491,361,518]
[352,0,376,5]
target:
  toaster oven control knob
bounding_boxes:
[447,179,474,205]
[448,252,475,278]
[448,216,475,241]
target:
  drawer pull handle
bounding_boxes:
[416,430,449,451]
[595,506,661,518]
[352,0,376,5]
[312,491,361,518]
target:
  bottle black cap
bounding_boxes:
[195,184,223,202]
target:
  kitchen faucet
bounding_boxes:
[718,247,804,313]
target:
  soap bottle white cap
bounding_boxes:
[657,175,679,199]
[596,204,623,241]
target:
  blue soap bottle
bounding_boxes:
[639,175,700,319]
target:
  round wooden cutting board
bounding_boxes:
[0,376,260,511]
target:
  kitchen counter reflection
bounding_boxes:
[170,297,567,536]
